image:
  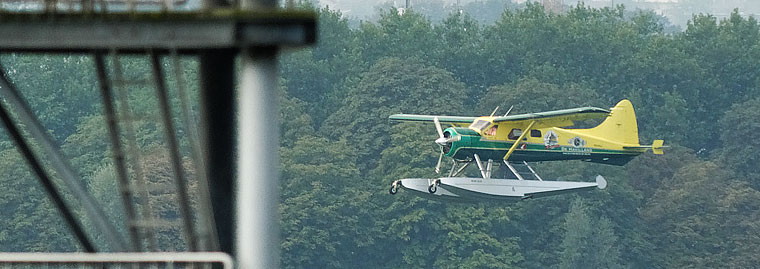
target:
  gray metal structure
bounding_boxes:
[0,0,315,267]
[0,252,234,268]
[0,12,315,53]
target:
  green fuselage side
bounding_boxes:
[443,128,639,166]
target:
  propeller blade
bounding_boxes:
[433,116,444,139]
[435,152,443,174]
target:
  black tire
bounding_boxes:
[389,186,398,195]
[428,184,437,193]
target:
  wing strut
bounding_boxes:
[523,161,543,181]
[473,154,488,179]
[503,120,536,160]
[503,161,524,181]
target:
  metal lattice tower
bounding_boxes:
[0,0,315,267]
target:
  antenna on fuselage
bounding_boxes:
[503,105,514,117]
[490,106,500,117]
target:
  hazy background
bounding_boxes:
[317,0,760,28]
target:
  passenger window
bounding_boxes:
[508,128,522,140]
[531,130,541,138]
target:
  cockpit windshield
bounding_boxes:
[469,120,491,133]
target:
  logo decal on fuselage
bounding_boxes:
[569,136,586,148]
[544,130,560,149]
[563,136,591,155]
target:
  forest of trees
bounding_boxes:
[1,1,760,268]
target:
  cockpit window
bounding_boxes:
[485,125,498,136]
[469,120,491,133]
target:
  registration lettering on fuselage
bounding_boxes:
[561,147,592,156]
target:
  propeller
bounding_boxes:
[435,152,443,174]
[434,117,446,173]
[434,117,447,146]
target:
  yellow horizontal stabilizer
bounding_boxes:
[652,140,664,155]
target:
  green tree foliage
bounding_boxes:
[675,10,760,150]
[279,88,315,147]
[358,9,437,65]
[1,55,99,143]
[139,149,200,251]
[279,136,376,268]
[559,199,623,269]
[429,206,523,268]
[625,145,698,198]
[718,97,760,188]
[504,160,649,268]
[641,162,760,268]
[0,148,77,251]
[321,57,467,171]
[280,7,358,125]
[480,78,603,116]
[433,12,488,97]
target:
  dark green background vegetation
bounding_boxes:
[1,1,760,268]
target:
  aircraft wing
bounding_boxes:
[492,107,610,128]
[389,114,477,125]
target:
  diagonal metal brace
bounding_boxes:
[0,64,128,251]
[0,91,96,253]
[150,52,199,251]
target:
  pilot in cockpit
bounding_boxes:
[485,125,498,136]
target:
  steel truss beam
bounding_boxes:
[0,11,316,53]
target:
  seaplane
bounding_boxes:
[388,100,664,202]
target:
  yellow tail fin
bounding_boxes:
[587,100,640,145]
